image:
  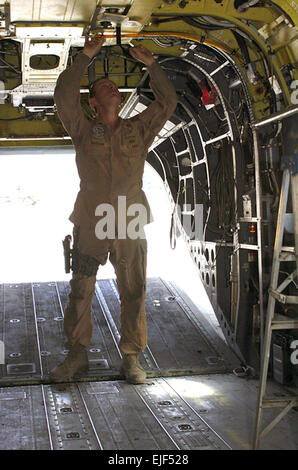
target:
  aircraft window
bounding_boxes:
[29,54,60,70]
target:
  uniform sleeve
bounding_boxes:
[138,60,178,146]
[54,52,91,138]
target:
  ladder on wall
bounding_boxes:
[253,166,298,449]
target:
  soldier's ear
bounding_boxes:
[89,97,97,108]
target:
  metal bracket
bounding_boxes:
[269,269,298,304]
[269,288,298,304]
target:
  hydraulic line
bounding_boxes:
[152,37,182,48]
[232,31,250,66]
[151,15,233,30]
[182,16,231,31]
[199,15,236,28]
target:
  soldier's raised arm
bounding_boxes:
[54,35,105,138]
[130,44,178,146]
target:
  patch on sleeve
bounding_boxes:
[92,123,105,141]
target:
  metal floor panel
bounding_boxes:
[0,379,230,450]
[1,375,297,450]
[163,375,298,451]
[0,278,239,386]
[0,385,51,450]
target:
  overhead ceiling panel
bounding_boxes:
[10,0,97,22]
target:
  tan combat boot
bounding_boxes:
[50,344,88,382]
[120,354,146,384]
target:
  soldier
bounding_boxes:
[50,35,177,384]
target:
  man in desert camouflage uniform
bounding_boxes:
[50,36,177,383]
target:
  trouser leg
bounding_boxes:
[64,273,97,349]
[63,225,104,349]
[109,237,148,355]
[51,272,93,381]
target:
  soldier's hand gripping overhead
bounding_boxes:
[129,44,155,67]
[83,35,106,59]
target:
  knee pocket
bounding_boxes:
[72,250,100,276]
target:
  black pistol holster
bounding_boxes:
[62,234,72,274]
[62,227,100,276]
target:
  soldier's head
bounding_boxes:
[89,78,121,113]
